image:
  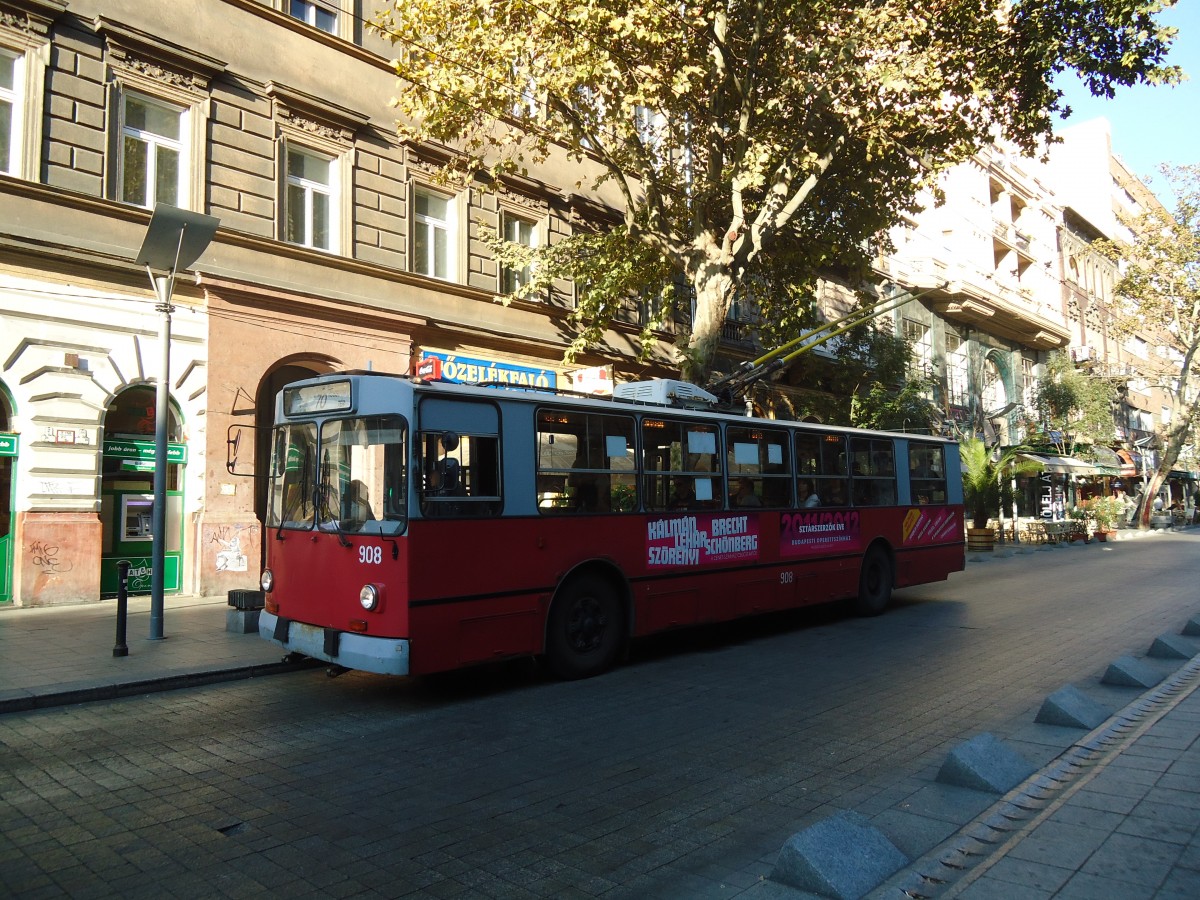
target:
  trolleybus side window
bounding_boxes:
[726,425,792,509]
[795,431,849,508]
[537,409,637,514]
[316,415,408,535]
[642,418,722,512]
[850,437,897,507]
[268,422,318,528]
[909,442,947,505]
[418,431,502,517]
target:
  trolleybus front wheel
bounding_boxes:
[855,545,893,616]
[545,573,624,680]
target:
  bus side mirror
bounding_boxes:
[442,431,460,452]
[226,424,257,476]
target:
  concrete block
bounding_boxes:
[1183,617,1200,637]
[936,732,1037,794]
[771,810,908,899]
[1035,685,1112,730]
[1103,655,1166,688]
[1149,633,1198,660]
[226,609,260,634]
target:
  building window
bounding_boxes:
[0,49,20,176]
[500,213,536,293]
[120,93,185,209]
[289,0,338,33]
[285,146,335,250]
[903,319,932,379]
[946,332,969,408]
[1022,357,1036,410]
[414,188,454,280]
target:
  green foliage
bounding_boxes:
[371,0,1180,378]
[783,321,939,431]
[1031,351,1117,456]
[1080,495,1124,531]
[959,437,1039,529]
[1100,163,1200,526]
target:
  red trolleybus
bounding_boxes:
[256,372,964,679]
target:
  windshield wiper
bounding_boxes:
[316,485,351,548]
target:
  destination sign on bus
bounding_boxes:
[284,380,352,415]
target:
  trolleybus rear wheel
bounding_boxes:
[545,574,624,680]
[855,545,892,616]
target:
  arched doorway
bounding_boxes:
[253,363,323,567]
[99,385,186,596]
[0,385,16,603]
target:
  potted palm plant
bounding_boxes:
[960,437,1035,553]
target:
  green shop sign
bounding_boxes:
[0,433,16,457]
[103,439,187,465]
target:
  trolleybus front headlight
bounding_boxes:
[260,569,274,593]
[359,584,380,611]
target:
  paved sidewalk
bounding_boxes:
[0,593,301,713]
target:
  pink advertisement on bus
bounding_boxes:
[779,510,862,557]
[900,507,961,545]
[646,513,760,567]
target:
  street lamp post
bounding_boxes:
[134,204,218,640]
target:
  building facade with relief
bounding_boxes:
[1046,118,1189,496]
[884,146,1069,449]
[0,0,674,606]
[0,2,1177,607]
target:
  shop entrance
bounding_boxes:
[99,386,186,596]
[0,391,15,604]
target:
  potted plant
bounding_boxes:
[1067,505,1090,542]
[960,438,1036,553]
[1089,495,1123,541]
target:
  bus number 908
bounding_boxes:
[359,545,382,565]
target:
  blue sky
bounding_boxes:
[1055,0,1198,184]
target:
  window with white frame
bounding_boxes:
[1022,357,1036,410]
[413,187,454,280]
[0,48,20,177]
[120,92,186,209]
[945,331,969,407]
[285,145,336,251]
[902,318,932,379]
[500,212,536,293]
[289,0,338,33]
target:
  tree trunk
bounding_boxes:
[1137,417,1192,528]
[681,261,735,384]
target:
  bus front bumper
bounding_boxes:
[259,610,410,676]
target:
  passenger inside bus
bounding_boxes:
[571,479,601,513]
[798,479,820,508]
[732,477,762,508]
[669,476,696,510]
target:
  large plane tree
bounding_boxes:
[371,1,1179,382]
[1106,164,1200,527]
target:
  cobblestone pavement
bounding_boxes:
[0,531,1198,898]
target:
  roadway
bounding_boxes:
[2,533,1198,898]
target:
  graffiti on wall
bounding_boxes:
[209,524,260,572]
[29,541,73,575]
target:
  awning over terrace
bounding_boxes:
[1017,453,1099,476]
